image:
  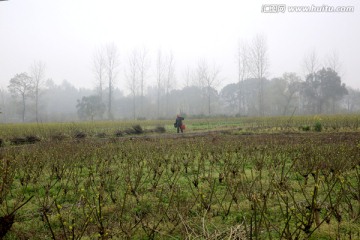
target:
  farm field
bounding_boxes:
[1,115,360,239]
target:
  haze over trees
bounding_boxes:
[249,34,269,116]
[8,73,33,122]
[30,61,46,123]
[1,38,359,123]
[76,95,106,121]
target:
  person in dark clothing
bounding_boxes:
[175,115,185,133]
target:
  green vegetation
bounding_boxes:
[0,115,360,239]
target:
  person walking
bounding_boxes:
[174,114,185,133]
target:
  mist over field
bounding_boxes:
[2,2,360,239]
[0,0,359,122]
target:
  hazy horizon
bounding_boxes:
[1,0,359,92]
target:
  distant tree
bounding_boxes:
[325,50,342,75]
[196,60,221,116]
[105,43,120,120]
[220,78,276,117]
[183,65,194,88]
[180,66,195,113]
[303,49,320,78]
[343,87,360,112]
[8,73,34,122]
[303,68,348,113]
[220,83,238,115]
[125,49,138,120]
[0,88,9,122]
[282,73,302,115]
[30,60,46,122]
[301,49,323,114]
[76,95,106,121]
[267,78,288,115]
[155,49,165,118]
[42,79,91,122]
[269,73,302,115]
[175,86,203,115]
[235,39,249,115]
[164,52,175,116]
[92,47,106,102]
[249,34,269,116]
[240,78,261,116]
[137,47,150,118]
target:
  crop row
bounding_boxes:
[1,132,360,239]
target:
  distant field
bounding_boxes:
[0,115,360,239]
[0,114,359,140]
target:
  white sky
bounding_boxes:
[0,0,359,92]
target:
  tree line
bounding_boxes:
[2,36,360,123]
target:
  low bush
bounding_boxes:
[314,122,322,132]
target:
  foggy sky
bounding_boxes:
[0,0,359,92]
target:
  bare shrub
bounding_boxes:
[74,131,86,139]
[132,125,143,134]
[154,126,166,133]
[50,133,69,141]
[26,135,41,144]
[10,137,27,145]
[96,132,107,138]
[114,130,124,137]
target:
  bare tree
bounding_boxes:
[303,49,320,77]
[344,87,360,112]
[179,66,195,115]
[236,39,249,116]
[105,43,120,120]
[325,51,345,113]
[164,51,175,116]
[125,49,138,120]
[282,73,302,115]
[137,47,150,118]
[302,49,321,113]
[196,59,221,116]
[0,88,7,122]
[325,50,342,75]
[155,49,165,118]
[249,34,269,116]
[183,65,193,88]
[31,61,46,122]
[8,73,34,122]
[92,47,106,102]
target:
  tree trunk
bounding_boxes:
[22,94,26,122]
[108,74,112,120]
[208,88,211,116]
[35,88,39,123]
